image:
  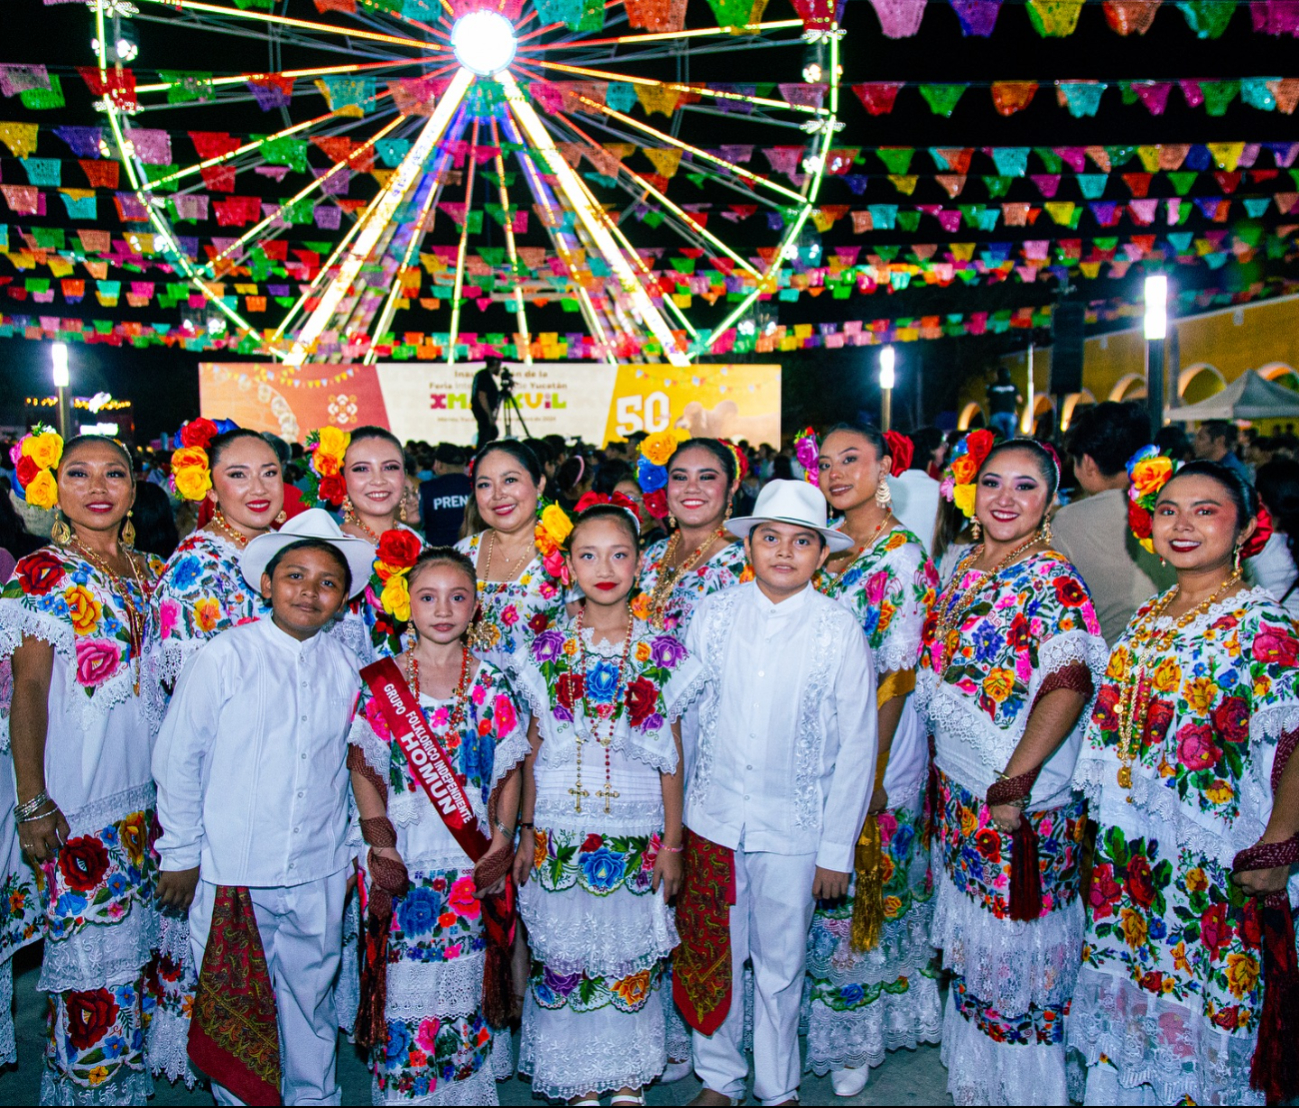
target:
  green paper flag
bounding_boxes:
[877,148,914,174]
[919,85,964,118]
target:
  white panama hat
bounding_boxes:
[240,508,376,599]
[726,479,854,552]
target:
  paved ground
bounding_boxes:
[0,945,954,1105]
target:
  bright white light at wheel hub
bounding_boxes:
[451,11,517,76]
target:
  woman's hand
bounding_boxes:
[513,828,535,887]
[1232,865,1291,898]
[653,849,683,899]
[18,806,69,866]
[156,867,201,911]
[989,802,1023,834]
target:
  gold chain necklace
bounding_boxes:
[932,529,1047,677]
[647,527,729,631]
[481,529,533,586]
[210,508,249,549]
[71,539,149,696]
[1112,569,1242,789]
[825,512,895,584]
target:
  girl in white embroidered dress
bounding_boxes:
[349,548,528,1105]
[510,505,690,1105]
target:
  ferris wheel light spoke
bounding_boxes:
[575,94,807,206]
[363,157,447,366]
[133,0,443,52]
[286,66,473,366]
[446,115,482,365]
[489,118,533,365]
[498,70,688,366]
[134,59,438,96]
[515,18,802,51]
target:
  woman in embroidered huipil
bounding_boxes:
[349,549,528,1105]
[149,424,287,1083]
[510,504,692,1104]
[455,441,564,672]
[1,434,164,1105]
[1068,457,1299,1106]
[338,426,427,663]
[804,424,940,1096]
[918,437,1107,1105]
[634,438,749,637]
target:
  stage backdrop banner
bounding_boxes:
[198,362,781,447]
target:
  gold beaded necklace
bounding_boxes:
[824,512,895,584]
[932,528,1048,677]
[210,508,250,549]
[1111,569,1242,789]
[646,526,729,631]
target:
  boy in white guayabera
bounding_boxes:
[673,480,879,1107]
[152,510,374,1105]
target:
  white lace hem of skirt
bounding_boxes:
[146,1008,196,1088]
[384,952,487,1021]
[1065,967,1264,1107]
[931,867,1082,1015]
[40,1065,154,1106]
[806,900,937,988]
[939,993,1067,1107]
[803,968,942,1074]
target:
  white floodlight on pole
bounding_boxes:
[879,344,896,431]
[51,342,71,439]
[1144,274,1168,436]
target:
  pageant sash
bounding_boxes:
[359,657,518,1028]
[672,829,736,1036]
[188,885,281,1106]
[361,657,491,864]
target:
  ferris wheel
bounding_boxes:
[89,0,844,366]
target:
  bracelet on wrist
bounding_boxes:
[15,791,50,821]
[18,804,57,825]
[518,821,535,832]
[659,843,684,853]
[493,820,515,839]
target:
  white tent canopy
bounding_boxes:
[1165,368,1299,421]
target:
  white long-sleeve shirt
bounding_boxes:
[682,582,878,872]
[153,617,360,886]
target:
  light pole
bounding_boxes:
[51,342,71,440]
[1144,274,1168,440]
[879,344,895,432]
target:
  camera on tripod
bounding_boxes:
[498,364,516,397]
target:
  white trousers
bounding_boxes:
[189,871,349,1106]
[692,849,818,1106]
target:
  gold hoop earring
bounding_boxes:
[970,517,982,542]
[51,512,72,547]
[875,480,892,510]
[723,502,733,523]
[121,511,136,547]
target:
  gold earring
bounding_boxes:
[399,493,408,523]
[668,514,677,530]
[1040,518,1053,546]
[342,495,356,524]
[274,509,287,525]
[723,502,733,523]
[121,511,136,547]
[970,517,982,541]
[875,480,892,510]
[1234,543,1243,573]
[51,512,72,547]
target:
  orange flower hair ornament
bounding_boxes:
[303,426,351,508]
